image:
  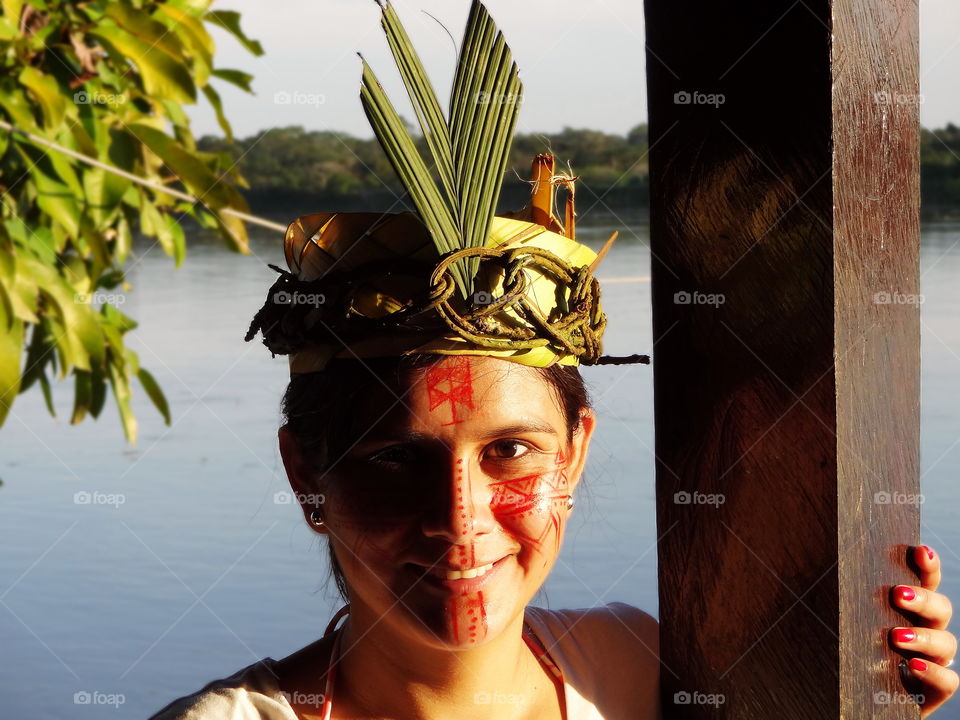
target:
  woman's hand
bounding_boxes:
[889,545,958,717]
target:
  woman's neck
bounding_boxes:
[334,603,551,720]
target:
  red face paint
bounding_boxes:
[425,356,475,425]
[489,448,570,556]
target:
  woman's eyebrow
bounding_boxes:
[479,420,558,439]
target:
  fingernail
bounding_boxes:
[922,545,935,560]
[896,586,916,602]
[892,628,916,644]
[909,658,927,672]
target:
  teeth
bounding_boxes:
[440,561,495,580]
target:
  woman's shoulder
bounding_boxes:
[524,602,661,719]
[524,601,659,658]
[146,658,296,720]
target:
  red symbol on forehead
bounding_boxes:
[425,357,475,425]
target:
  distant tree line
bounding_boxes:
[197,123,960,218]
[197,124,649,216]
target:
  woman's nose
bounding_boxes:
[420,457,494,542]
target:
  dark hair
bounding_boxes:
[280,353,592,601]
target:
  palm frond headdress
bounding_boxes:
[245,0,649,373]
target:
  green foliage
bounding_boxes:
[359,0,523,299]
[921,124,960,208]
[0,0,261,442]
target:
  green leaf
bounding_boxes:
[89,364,107,419]
[71,369,92,424]
[379,2,455,204]
[83,165,130,227]
[0,295,23,427]
[164,214,186,267]
[125,121,248,212]
[104,4,189,65]
[18,67,68,129]
[448,0,522,282]
[210,68,254,93]
[137,366,171,425]
[17,144,82,238]
[205,10,263,56]
[156,3,214,87]
[0,16,17,40]
[359,58,468,296]
[0,83,41,132]
[201,83,232,141]
[361,0,523,296]
[90,22,197,104]
[107,357,137,443]
[38,370,55,418]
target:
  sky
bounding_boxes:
[186,0,960,140]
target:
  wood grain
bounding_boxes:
[643,0,921,717]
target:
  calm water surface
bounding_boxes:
[1,212,958,718]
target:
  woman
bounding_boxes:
[149,1,958,717]
[148,351,959,719]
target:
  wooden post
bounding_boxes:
[643,0,922,717]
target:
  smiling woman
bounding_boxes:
[146,0,662,718]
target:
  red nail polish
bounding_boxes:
[896,586,916,602]
[922,545,935,560]
[892,628,916,644]
[909,658,927,672]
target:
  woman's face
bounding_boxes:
[280,355,596,649]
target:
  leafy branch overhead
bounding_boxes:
[360,0,523,299]
[0,0,262,442]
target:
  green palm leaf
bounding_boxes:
[361,0,523,300]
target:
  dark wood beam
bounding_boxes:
[643,0,921,717]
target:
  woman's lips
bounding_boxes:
[407,555,511,593]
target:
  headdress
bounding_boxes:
[245,0,650,374]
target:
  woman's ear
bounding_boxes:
[278,425,327,534]
[565,408,597,494]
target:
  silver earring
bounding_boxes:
[566,496,575,510]
[309,509,324,527]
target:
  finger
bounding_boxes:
[890,626,958,665]
[915,545,942,592]
[905,658,959,718]
[892,585,953,631]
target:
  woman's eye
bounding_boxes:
[487,440,531,460]
[369,446,416,465]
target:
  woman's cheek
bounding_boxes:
[489,450,571,562]
[325,484,420,559]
